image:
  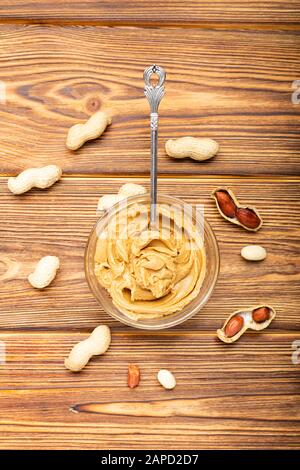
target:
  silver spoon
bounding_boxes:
[144,65,166,228]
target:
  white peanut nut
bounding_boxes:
[241,245,267,261]
[66,111,111,150]
[165,137,219,161]
[157,369,176,390]
[8,165,62,195]
[97,183,146,211]
[64,325,111,372]
[28,256,60,289]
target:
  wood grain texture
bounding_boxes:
[0,1,299,25]
[0,331,299,449]
[1,177,299,331]
[0,25,299,177]
[1,1,300,450]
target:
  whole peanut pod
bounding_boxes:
[8,165,62,195]
[97,182,146,211]
[66,111,111,150]
[64,325,111,372]
[28,256,60,289]
[118,183,146,198]
[165,136,219,161]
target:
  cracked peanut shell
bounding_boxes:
[217,305,276,343]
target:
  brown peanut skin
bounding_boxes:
[252,307,270,323]
[236,207,261,229]
[225,315,244,337]
[215,190,236,218]
[128,364,140,388]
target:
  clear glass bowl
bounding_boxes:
[85,194,219,330]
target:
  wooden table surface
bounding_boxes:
[0,1,300,450]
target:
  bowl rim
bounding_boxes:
[84,193,220,330]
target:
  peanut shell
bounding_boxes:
[211,187,263,232]
[217,305,276,344]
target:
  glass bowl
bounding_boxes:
[85,193,219,330]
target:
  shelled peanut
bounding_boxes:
[217,305,276,343]
[211,188,262,231]
[241,245,267,261]
[128,364,140,388]
[157,369,176,390]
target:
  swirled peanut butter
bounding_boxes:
[94,203,205,320]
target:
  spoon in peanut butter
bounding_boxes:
[144,65,166,229]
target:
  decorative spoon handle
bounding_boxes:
[144,65,166,227]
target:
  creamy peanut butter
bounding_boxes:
[94,203,206,320]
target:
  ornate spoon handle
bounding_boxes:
[144,65,166,227]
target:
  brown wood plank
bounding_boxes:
[1,177,299,331]
[0,25,299,177]
[0,331,299,449]
[0,1,299,25]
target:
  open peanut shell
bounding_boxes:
[217,305,276,344]
[211,187,263,232]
